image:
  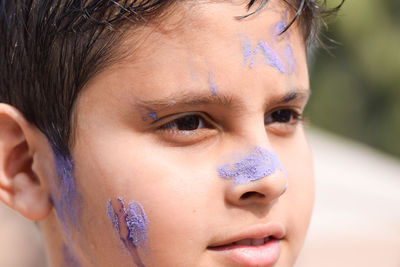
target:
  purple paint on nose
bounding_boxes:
[208,70,218,96]
[218,146,287,185]
[258,41,286,74]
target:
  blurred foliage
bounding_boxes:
[306,0,400,158]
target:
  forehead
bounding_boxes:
[78,0,308,115]
[123,0,303,63]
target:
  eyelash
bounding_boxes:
[156,109,303,133]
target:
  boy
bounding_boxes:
[0,0,343,266]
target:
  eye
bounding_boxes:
[264,109,302,125]
[155,113,219,146]
[159,114,208,131]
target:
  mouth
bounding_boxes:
[207,223,285,267]
[208,236,278,250]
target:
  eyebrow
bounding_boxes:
[135,87,310,112]
[135,91,242,111]
[279,88,310,104]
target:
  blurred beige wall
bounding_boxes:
[296,127,400,267]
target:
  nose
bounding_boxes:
[220,146,288,206]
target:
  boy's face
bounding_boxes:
[63,0,314,266]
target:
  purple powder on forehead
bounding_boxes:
[208,69,218,96]
[258,41,286,74]
[218,146,287,185]
[249,45,259,69]
[190,71,196,80]
[241,35,253,66]
[106,199,120,234]
[274,21,287,36]
[284,44,296,74]
[148,112,157,120]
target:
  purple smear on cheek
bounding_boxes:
[258,41,286,74]
[107,199,120,234]
[106,198,148,267]
[208,70,218,96]
[62,244,81,267]
[217,146,287,185]
[50,144,81,232]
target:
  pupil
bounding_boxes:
[176,115,200,130]
[272,110,292,123]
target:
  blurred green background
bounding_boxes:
[306,0,400,158]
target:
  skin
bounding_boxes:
[0,0,314,266]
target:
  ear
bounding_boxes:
[0,103,52,221]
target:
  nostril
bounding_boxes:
[240,191,265,200]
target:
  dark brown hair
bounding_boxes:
[0,0,344,157]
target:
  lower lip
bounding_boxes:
[209,239,281,267]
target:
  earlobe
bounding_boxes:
[0,103,52,221]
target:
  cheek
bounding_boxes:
[281,134,314,254]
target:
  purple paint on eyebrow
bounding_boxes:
[258,41,286,74]
[218,146,287,185]
[208,69,218,96]
[148,112,157,120]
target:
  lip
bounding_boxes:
[208,223,285,267]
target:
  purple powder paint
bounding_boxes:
[107,198,147,267]
[274,21,287,36]
[148,112,157,120]
[111,197,148,246]
[190,71,196,81]
[284,44,296,74]
[50,144,81,232]
[241,35,253,66]
[126,201,148,246]
[63,244,81,267]
[249,45,259,69]
[218,146,287,185]
[107,199,120,234]
[208,69,218,96]
[258,41,286,74]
